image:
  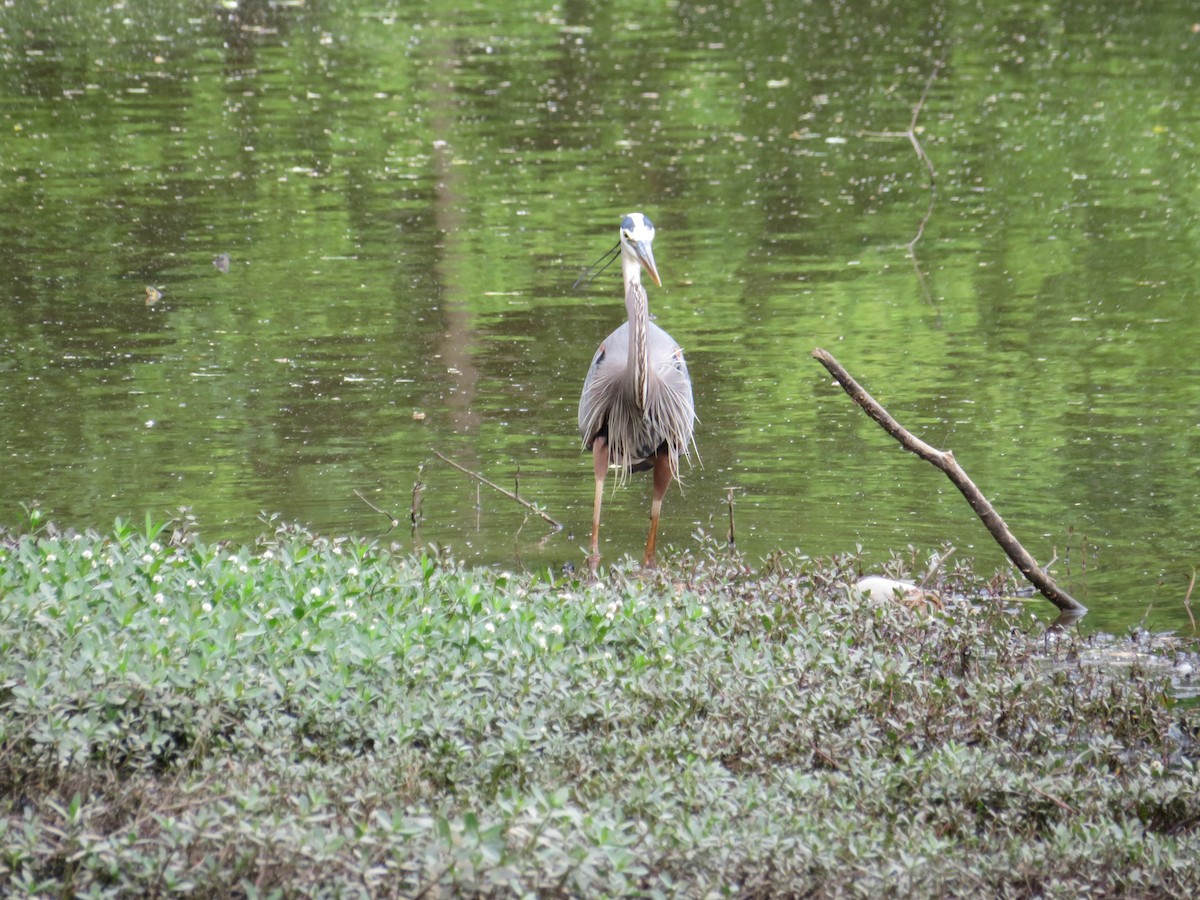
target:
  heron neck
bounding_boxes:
[622,255,650,409]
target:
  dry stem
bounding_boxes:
[433,450,563,532]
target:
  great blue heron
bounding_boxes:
[577,212,696,567]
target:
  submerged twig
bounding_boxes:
[862,62,942,306]
[433,450,564,532]
[812,347,1086,616]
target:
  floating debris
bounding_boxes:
[852,576,942,611]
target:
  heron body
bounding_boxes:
[578,212,695,567]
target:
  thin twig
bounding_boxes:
[1081,533,1089,592]
[726,487,737,548]
[812,348,1086,616]
[353,489,399,534]
[918,546,955,590]
[433,450,564,532]
[1184,568,1197,632]
[1030,783,1080,817]
[411,463,425,535]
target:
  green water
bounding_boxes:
[2,1,1199,633]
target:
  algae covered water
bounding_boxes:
[3,1,1199,633]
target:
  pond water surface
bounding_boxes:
[2,1,1199,634]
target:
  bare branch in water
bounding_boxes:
[353,489,399,534]
[812,347,1087,616]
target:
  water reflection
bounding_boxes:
[1,1,1199,634]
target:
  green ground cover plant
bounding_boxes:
[1,513,1198,897]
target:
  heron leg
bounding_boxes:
[643,453,673,567]
[589,437,609,570]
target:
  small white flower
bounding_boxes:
[263,549,275,560]
[664,653,673,663]
[344,598,354,609]
[538,636,547,649]
[152,573,163,584]
[142,554,153,564]
[186,579,198,589]
[422,606,432,616]
[551,623,563,635]
[239,564,249,574]
[201,602,213,614]
[485,622,496,634]
[150,542,161,553]
[655,612,665,625]
[154,593,165,605]
[82,549,93,561]
[348,566,359,578]
[45,554,56,563]
[310,586,322,597]
[159,616,169,626]
[301,629,310,639]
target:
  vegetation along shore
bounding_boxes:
[1,513,1198,896]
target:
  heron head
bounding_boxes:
[620,212,661,287]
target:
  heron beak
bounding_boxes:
[633,241,661,287]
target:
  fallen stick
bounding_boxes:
[812,348,1087,616]
[433,450,564,532]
